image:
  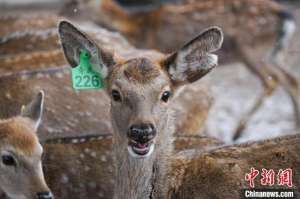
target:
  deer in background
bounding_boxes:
[0,91,53,199]
[59,21,300,198]
[76,0,300,140]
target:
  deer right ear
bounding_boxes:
[21,91,44,131]
[58,20,115,78]
[163,27,223,85]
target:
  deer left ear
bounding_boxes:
[21,91,44,131]
[163,27,223,85]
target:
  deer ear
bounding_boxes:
[21,91,44,131]
[58,20,115,78]
[163,27,223,85]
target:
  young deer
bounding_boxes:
[82,0,300,140]
[0,91,53,199]
[59,21,300,198]
[58,20,223,198]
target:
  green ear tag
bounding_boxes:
[71,49,103,90]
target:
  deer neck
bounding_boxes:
[113,114,174,199]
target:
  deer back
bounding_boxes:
[170,134,300,198]
[88,0,285,61]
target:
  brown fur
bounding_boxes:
[0,14,62,37]
[174,136,222,152]
[173,83,213,136]
[123,58,161,84]
[170,134,300,198]
[0,117,38,156]
[42,133,300,199]
[43,135,114,199]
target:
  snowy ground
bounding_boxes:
[204,5,300,143]
[204,63,296,143]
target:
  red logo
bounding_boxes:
[261,168,275,186]
[245,168,293,188]
[278,169,293,188]
[245,167,259,188]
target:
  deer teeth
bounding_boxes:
[128,144,154,158]
[133,146,148,152]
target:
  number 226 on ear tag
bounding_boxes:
[71,50,104,90]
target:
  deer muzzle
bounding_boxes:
[127,123,156,158]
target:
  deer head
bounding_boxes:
[58,20,223,159]
[0,91,53,199]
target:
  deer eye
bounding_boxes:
[161,91,172,103]
[111,90,122,102]
[1,155,16,167]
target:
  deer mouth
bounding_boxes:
[128,140,154,158]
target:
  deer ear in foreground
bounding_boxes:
[163,27,223,85]
[0,91,52,199]
[58,20,115,78]
[21,90,44,131]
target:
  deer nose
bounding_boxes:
[128,123,156,143]
[36,192,53,199]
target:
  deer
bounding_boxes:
[0,13,215,140]
[0,91,53,199]
[58,19,224,198]
[71,0,300,140]
[58,20,300,199]
[58,19,300,198]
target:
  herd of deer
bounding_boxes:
[0,0,299,198]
